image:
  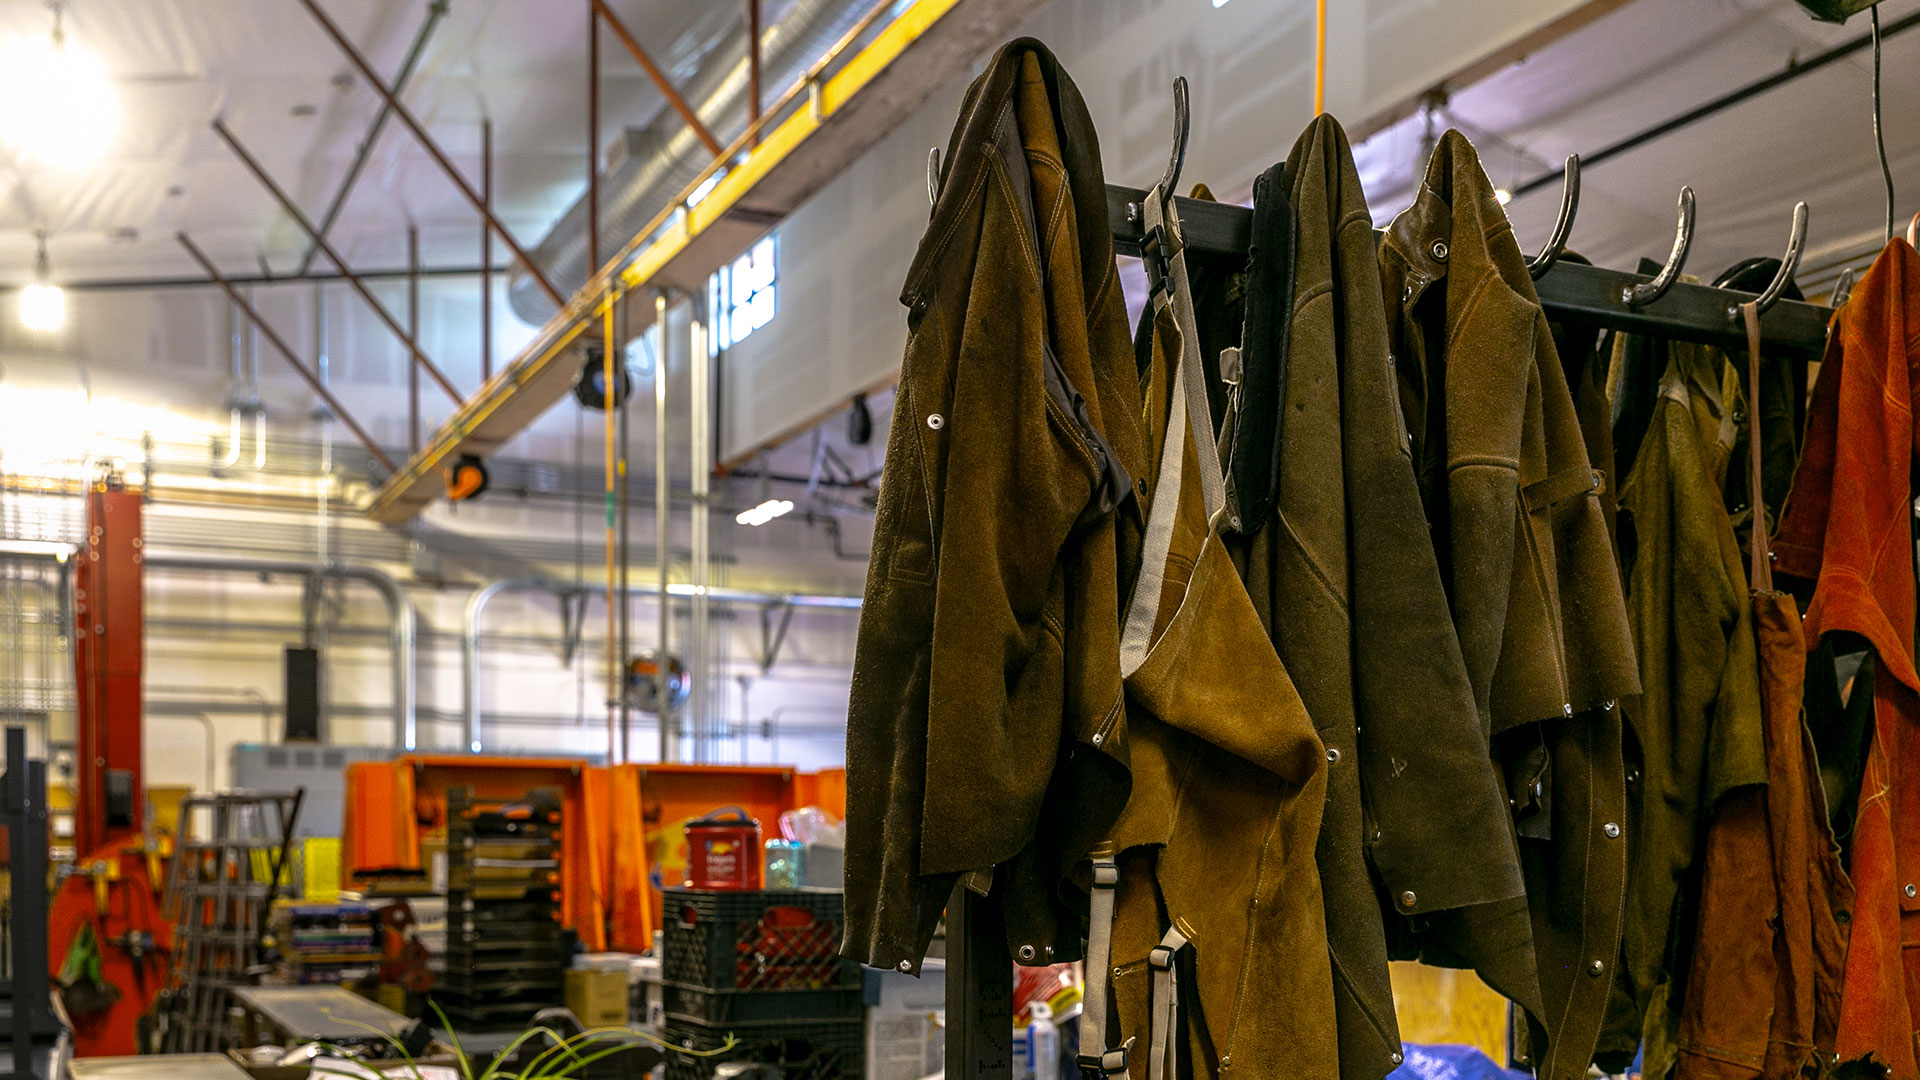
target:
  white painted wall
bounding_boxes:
[720,0,1603,459]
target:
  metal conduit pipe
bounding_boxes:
[508,0,870,323]
[143,554,417,750]
[147,683,274,745]
[463,577,858,755]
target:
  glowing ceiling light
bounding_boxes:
[0,5,118,167]
[687,168,727,208]
[735,498,794,527]
[19,231,64,331]
[20,282,64,331]
[1494,188,1513,206]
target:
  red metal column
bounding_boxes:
[72,481,143,858]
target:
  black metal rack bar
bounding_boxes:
[1106,183,1836,354]
[0,728,57,1080]
[944,887,1012,1080]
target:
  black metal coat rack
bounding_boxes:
[942,180,1838,1080]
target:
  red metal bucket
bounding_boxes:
[683,806,762,890]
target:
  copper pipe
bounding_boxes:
[408,226,421,454]
[588,3,601,273]
[211,119,462,405]
[296,0,565,306]
[747,0,762,147]
[598,0,896,292]
[175,233,397,474]
[591,0,724,157]
[481,118,493,382]
[295,0,448,276]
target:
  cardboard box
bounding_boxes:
[866,958,944,1080]
[567,968,630,1028]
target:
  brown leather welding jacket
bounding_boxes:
[1773,240,1920,1079]
[1228,116,1519,1080]
[1377,130,1639,1080]
[843,39,1147,974]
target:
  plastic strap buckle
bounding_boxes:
[1077,1038,1134,1077]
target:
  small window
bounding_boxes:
[711,234,777,349]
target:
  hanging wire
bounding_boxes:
[1873,5,1895,244]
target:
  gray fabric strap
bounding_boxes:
[1119,185,1227,677]
[1077,858,1129,1077]
[1149,187,1228,522]
[1148,927,1190,1080]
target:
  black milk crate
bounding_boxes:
[663,1016,863,1080]
[662,888,857,993]
[664,984,862,1026]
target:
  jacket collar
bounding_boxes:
[1380,184,1451,312]
[1379,130,1521,315]
[900,38,1110,314]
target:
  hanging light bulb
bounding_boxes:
[0,3,118,167]
[19,231,65,332]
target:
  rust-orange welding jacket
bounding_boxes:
[1082,184,1336,1080]
[841,39,1148,973]
[1772,239,1920,1079]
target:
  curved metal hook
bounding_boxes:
[1624,186,1695,307]
[1158,76,1190,197]
[1729,201,1809,318]
[1831,266,1858,308]
[1527,154,1580,280]
[926,146,942,211]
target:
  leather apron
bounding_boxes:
[1079,186,1336,1080]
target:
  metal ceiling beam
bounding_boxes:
[297,0,565,306]
[589,3,602,274]
[591,0,725,157]
[211,118,463,405]
[365,0,1038,525]
[296,0,449,276]
[482,119,494,382]
[176,232,398,474]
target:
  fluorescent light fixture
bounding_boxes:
[687,168,728,208]
[735,498,794,526]
[19,282,64,331]
[1212,0,1232,7]
[1494,188,1513,206]
[0,8,118,167]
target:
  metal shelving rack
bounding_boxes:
[432,787,567,1030]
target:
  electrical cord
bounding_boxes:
[1873,5,1895,244]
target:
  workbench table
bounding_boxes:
[231,985,413,1044]
[69,1054,255,1080]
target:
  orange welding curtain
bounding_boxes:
[578,764,652,952]
[343,760,421,874]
